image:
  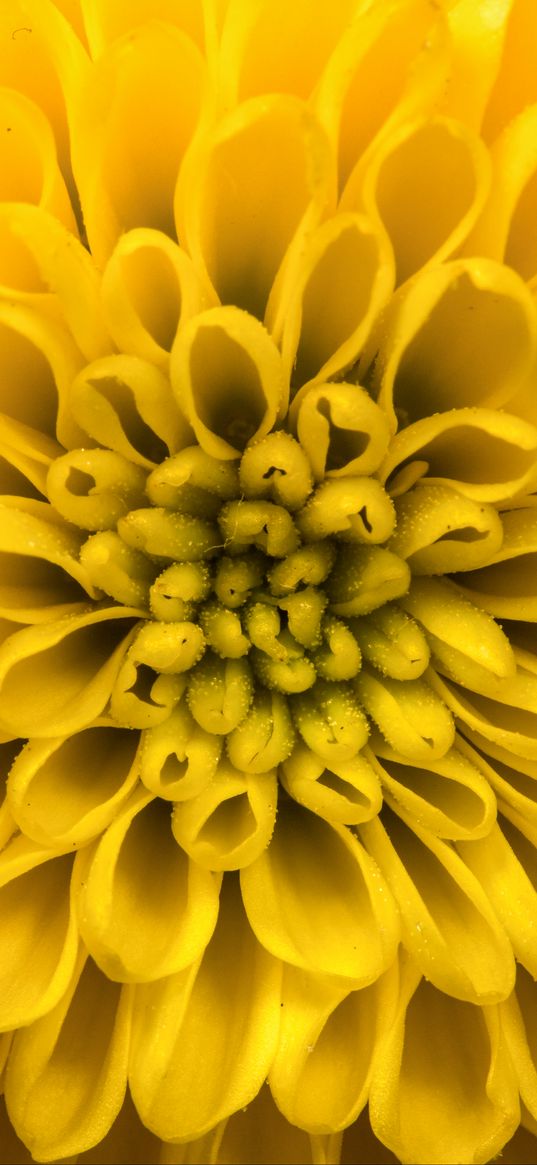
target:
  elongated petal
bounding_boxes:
[129,875,282,1141]
[176,96,334,321]
[0,608,138,738]
[241,801,399,984]
[170,307,286,458]
[360,810,515,1003]
[71,22,206,262]
[171,762,277,871]
[7,725,140,850]
[369,959,519,1165]
[76,788,220,981]
[5,952,131,1161]
[269,962,398,1134]
[0,839,77,1030]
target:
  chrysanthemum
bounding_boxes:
[2,1,537,1163]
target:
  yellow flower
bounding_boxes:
[2,1,537,1162]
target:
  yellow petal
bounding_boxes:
[0,415,61,499]
[0,607,138,738]
[500,964,537,1131]
[171,761,277,871]
[401,576,515,679]
[7,725,140,850]
[5,951,130,1161]
[441,0,512,131]
[360,809,515,1003]
[0,496,96,622]
[458,730,537,826]
[482,0,537,141]
[349,115,490,285]
[269,962,398,1134]
[389,484,504,575]
[454,506,537,620]
[458,823,537,978]
[219,0,358,107]
[76,788,220,981]
[170,306,286,458]
[241,801,399,985]
[0,87,74,229]
[70,355,191,470]
[369,959,519,1165]
[129,875,282,1141]
[367,258,537,434]
[0,203,111,362]
[273,214,394,391]
[367,742,496,841]
[280,739,382,826]
[0,298,85,447]
[0,839,77,1029]
[139,701,222,801]
[71,22,206,263]
[315,0,449,194]
[292,382,391,483]
[430,668,537,761]
[176,96,334,321]
[379,406,537,505]
[81,0,206,56]
[353,669,454,762]
[101,228,216,368]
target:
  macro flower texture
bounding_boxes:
[4,0,537,1163]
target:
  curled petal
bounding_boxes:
[0,298,85,448]
[327,544,410,618]
[368,742,497,841]
[0,496,97,621]
[176,95,334,320]
[129,875,282,1141]
[351,603,430,681]
[293,382,391,483]
[76,788,221,981]
[353,669,454,762]
[0,838,77,1030]
[241,801,400,984]
[7,725,140,849]
[0,203,111,362]
[501,964,537,1131]
[171,761,277,871]
[379,407,537,505]
[139,700,222,802]
[101,228,216,368]
[389,485,504,575]
[71,22,206,262]
[482,0,537,141]
[459,824,537,979]
[281,740,382,826]
[274,214,394,390]
[0,415,61,500]
[219,0,359,106]
[0,87,75,228]
[269,963,398,1135]
[360,810,515,1003]
[367,258,537,434]
[401,576,516,680]
[459,731,537,828]
[350,115,490,285]
[187,654,253,734]
[315,0,449,193]
[171,306,286,459]
[47,448,148,531]
[454,507,537,621]
[70,355,191,469]
[369,958,519,1165]
[0,607,138,738]
[430,667,537,761]
[296,478,395,544]
[81,0,206,56]
[226,689,295,774]
[5,951,131,1162]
